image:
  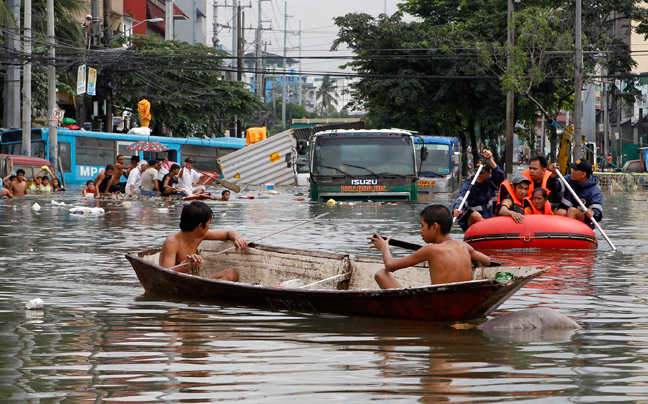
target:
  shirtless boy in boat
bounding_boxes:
[368,204,491,289]
[159,201,248,281]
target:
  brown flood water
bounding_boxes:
[1,187,648,402]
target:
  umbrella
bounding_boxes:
[62,117,77,125]
[67,124,80,130]
[127,141,169,152]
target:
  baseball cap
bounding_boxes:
[568,159,593,175]
[185,157,196,163]
[475,158,492,172]
[510,173,532,186]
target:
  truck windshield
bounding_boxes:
[415,143,451,176]
[313,136,415,176]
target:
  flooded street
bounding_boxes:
[2,187,648,402]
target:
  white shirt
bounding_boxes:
[177,167,201,192]
[126,168,143,195]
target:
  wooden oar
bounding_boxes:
[166,212,330,272]
[198,171,241,193]
[453,162,485,224]
[376,234,502,267]
[555,169,617,251]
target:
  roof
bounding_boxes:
[1,154,53,166]
[147,0,188,23]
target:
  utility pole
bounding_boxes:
[232,0,238,80]
[103,0,112,133]
[504,0,514,175]
[297,20,302,107]
[255,1,262,99]
[212,0,219,47]
[573,0,583,161]
[21,0,32,156]
[91,0,100,47]
[165,0,174,40]
[238,8,244,82]
[3,0,20,129]
[281,0,289,129]
[47,0,58,168]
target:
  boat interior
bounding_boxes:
[140,241,542,291]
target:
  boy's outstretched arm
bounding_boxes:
[368,232,427,272]
[466,243,490,266]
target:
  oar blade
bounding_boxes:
[216,178,241,193]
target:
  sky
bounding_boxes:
[213,0,407,74]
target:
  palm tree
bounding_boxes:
[315,75,339,117]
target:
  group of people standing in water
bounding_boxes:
[2,166,64,198]
[452,149,603,230]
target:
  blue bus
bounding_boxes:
[414,136,461,194]
[0,128,245,184]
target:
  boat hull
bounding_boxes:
[125,245,548,322]
[464,215,597,250]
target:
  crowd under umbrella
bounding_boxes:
[127,141,170,152]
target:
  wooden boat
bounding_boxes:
[125,241,549,322]
[464,215,597,250]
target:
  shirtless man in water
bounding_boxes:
[159,201,248,281]
[368,204,491,288]
[8,169,28,196]
[108,155,129,193]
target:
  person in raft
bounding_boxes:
[368,204,491,289]
[497,173,531,223]
[524,188,554,215]
[159,201,248,280]
[452,149,505,231]
[554,158,603,228]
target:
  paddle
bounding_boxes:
[197,171,241,193]
[453,162,485,224]
[555,169,617,251]
[377,234,502,267]
[166,212,330,272]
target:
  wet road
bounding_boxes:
[1,186,648,402]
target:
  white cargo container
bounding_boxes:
[217,130,298,186]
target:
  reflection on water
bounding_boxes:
[2,189,648,401]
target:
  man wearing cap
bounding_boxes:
[141,159,161,197]
[126,160,147,197]
[178,158,207,197]
[453,149,505,231]
[497,173,531,223]
[555,158,603,227]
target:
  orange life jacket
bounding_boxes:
[497,181,525,214]
[521,169,551,194]
[524,200,554,215]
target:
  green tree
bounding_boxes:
[315,75,339,117]
[109,36,263,137]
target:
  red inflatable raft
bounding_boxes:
[464,215,597,250]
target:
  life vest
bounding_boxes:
[524,200,554,215]
[521,169,552,196]
[497,181,525,214]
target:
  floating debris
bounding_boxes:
[25,298,44,310]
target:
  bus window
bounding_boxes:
[76,138,116,166]
[31,141,47,159]
[182,145,218,172]
[59,142,71,172]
